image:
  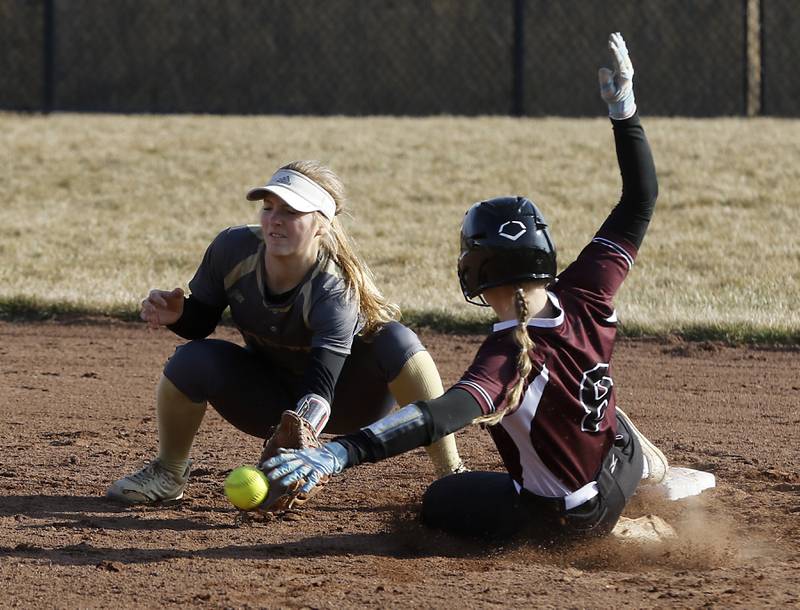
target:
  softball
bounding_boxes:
[224,465,269,510]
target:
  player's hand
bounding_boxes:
[598,32,636,120]
[262,441,348,495]
[140,287,185,328]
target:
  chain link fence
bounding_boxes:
[762,0,800,116]
[1,0,797,116]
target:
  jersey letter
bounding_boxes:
[579,363,613,432]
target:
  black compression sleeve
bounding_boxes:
[333,388,482,467]
[300,347,346,405]
[166,297,225,340]
[598,113,658,249]
[419,387,483,440]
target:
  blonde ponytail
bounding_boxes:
[283,161,400,335]
[473,286,535,426]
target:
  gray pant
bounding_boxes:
[163,321,423,437]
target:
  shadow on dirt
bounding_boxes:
[0,532,492,567]
[0,495,232,531]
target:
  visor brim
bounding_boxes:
[246,185,320,215]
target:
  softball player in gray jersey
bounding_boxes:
[107,160,465,508]
[264,33,670,542]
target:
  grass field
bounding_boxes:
[1,113,798,342]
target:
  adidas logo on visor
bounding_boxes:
[275,175,292,185]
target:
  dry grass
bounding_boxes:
[1,113,798,341]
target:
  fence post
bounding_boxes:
[43,0,55,113]
[745,0,761,116]
[512,0,525,116]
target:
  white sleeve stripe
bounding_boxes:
[592,237,634,270]
[454,380,496,413]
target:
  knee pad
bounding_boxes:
[163,340,224,403]
[369,321,424,381]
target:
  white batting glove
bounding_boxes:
[263,441,348,495]
[598,32,636,120]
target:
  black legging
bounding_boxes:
[421,412,643,544]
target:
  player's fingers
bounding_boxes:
[262,450,299,470]
[277,464,313,486]
[609,32,625,52]
[140,302,158,326]
[265,458,306,482]
[609,42,624,68]
[299,473,320,495]
[610,33,632,72]
[264,459,301,480]
[147,289,170,309]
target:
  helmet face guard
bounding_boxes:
[458,196,556,306]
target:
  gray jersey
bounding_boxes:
[188,225,361,375]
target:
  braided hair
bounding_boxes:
[473,285,535,426]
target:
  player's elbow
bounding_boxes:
[640,174,658,210]
[650,173,659,202]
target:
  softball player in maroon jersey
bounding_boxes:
[264,33,669,541]
[106,160,464,507]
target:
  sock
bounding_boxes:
[388,351,465,478]
[156,375,207,477]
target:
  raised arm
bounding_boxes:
[597,32,658,249]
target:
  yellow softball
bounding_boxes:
[224,465,269,510]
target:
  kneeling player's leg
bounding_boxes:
[156,375,206,477]
[106,350,209,504]
[164,339,293,438]
[106,378,197,504]
[108,339,290,505]
[388,348,465,477]
[371,322,465,476]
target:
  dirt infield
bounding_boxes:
[1,320,798,608]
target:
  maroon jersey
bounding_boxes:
[454,229,636,502]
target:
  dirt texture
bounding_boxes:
[1,320,798,609]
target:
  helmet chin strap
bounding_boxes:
[465,293,489,307]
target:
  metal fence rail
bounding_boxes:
[1,0,796,116]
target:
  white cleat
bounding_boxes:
[617,408,669,484]
[106,459,191,505]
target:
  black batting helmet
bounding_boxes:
[458,196,556,306]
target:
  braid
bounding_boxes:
[508,286,535,406]
[473,286,535,426]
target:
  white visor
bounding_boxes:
[246,169,336,220]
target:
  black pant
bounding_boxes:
[421,413,643,544]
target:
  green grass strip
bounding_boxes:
[2,298,797,347]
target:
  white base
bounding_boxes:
[648,466,716,501]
